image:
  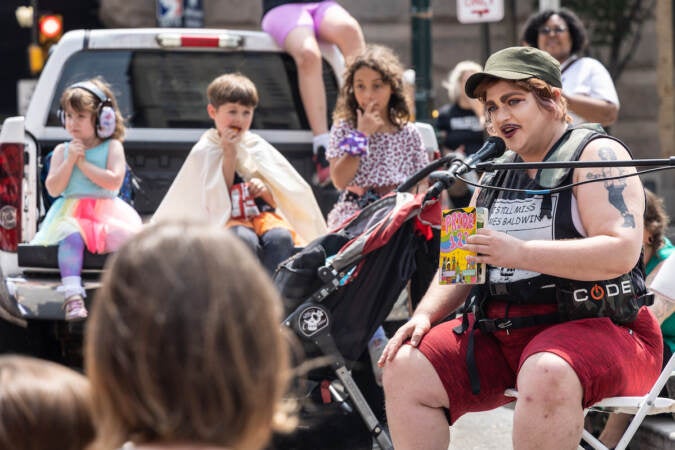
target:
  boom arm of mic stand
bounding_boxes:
[476,157,675,171]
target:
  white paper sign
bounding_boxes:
[457,0,505,24]
[650,253,675,302]
[17,79,37,116]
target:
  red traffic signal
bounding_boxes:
[38,14,63,44]
[31,14,63,74]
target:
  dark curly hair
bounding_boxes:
[644,188,670,250]
[332,44,411,129]
[520,8,588,56]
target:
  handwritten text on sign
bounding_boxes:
[457,0,504,24]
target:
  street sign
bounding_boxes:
[156,0,203,28]
[183,0,204,28]
[157,0,183,27]
[457,0,504,24]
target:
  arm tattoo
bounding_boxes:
[585,146,636,228]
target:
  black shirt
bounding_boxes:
[435,103,485,156]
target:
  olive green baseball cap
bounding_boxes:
[465,46,562,98]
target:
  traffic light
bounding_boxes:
[28,43,43,75]
[29,14,63,75]
[38,14,63,46]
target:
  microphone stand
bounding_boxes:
[424,170,461,202]
[422,156,675,203]
[476,157,675,171]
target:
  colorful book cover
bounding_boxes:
[439,206,487,284]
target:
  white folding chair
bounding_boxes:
[414,121,439,161]
[505,351,675,450]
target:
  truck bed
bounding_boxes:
[17,244,108,271]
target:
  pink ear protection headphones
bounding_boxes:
[57,81,117,139]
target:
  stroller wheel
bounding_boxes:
[267,386,373,450]
[267,351,386,450]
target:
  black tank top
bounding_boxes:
[476,125,646,294]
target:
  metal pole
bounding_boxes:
[507,0,518,44]
[539,0,560,11]
[481,23,491,63]
[31,0,38,45]
[411,0,433,122]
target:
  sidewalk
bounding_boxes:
[447,405,514,450]
[445,406,675,450]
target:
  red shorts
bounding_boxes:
[417,304,663,424]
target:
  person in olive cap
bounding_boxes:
[378,46,661,450]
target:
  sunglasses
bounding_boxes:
[538,26,568,35]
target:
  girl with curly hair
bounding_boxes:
[326,44,429,229]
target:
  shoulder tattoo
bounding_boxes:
[584,146,636,228]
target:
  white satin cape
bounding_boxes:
[152,129,327,244]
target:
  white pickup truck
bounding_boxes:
[0,27,346,364]
[0,27,439,367]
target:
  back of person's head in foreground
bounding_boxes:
[207,72,259,109]
[0,354,94,450]
[85,221,295,450]
[334,44,411,127]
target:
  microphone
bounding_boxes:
[424,136,506,201]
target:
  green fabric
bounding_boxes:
[646,238,675,352]
[662,315,675,353]
[536,124,605,188]
[646,237,674,274]
[465,46,562,98]
[483,124,605,190]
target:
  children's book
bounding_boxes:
[439,206,487,284]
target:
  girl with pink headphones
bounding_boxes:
[31,77,142,321]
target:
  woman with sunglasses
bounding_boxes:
[521,8,619,127]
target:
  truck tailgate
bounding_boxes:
[7,274,101,320]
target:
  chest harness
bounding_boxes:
[453,124,654,394]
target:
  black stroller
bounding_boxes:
[270,154,458,450]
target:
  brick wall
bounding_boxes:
[100,0,671,208]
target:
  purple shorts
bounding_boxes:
[261,1,342,47]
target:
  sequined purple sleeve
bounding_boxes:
[338,130,369,157]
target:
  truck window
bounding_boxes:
[47,50,339,131]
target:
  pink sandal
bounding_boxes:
[64,295,88,321]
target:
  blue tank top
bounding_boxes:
[62,140,118,198]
